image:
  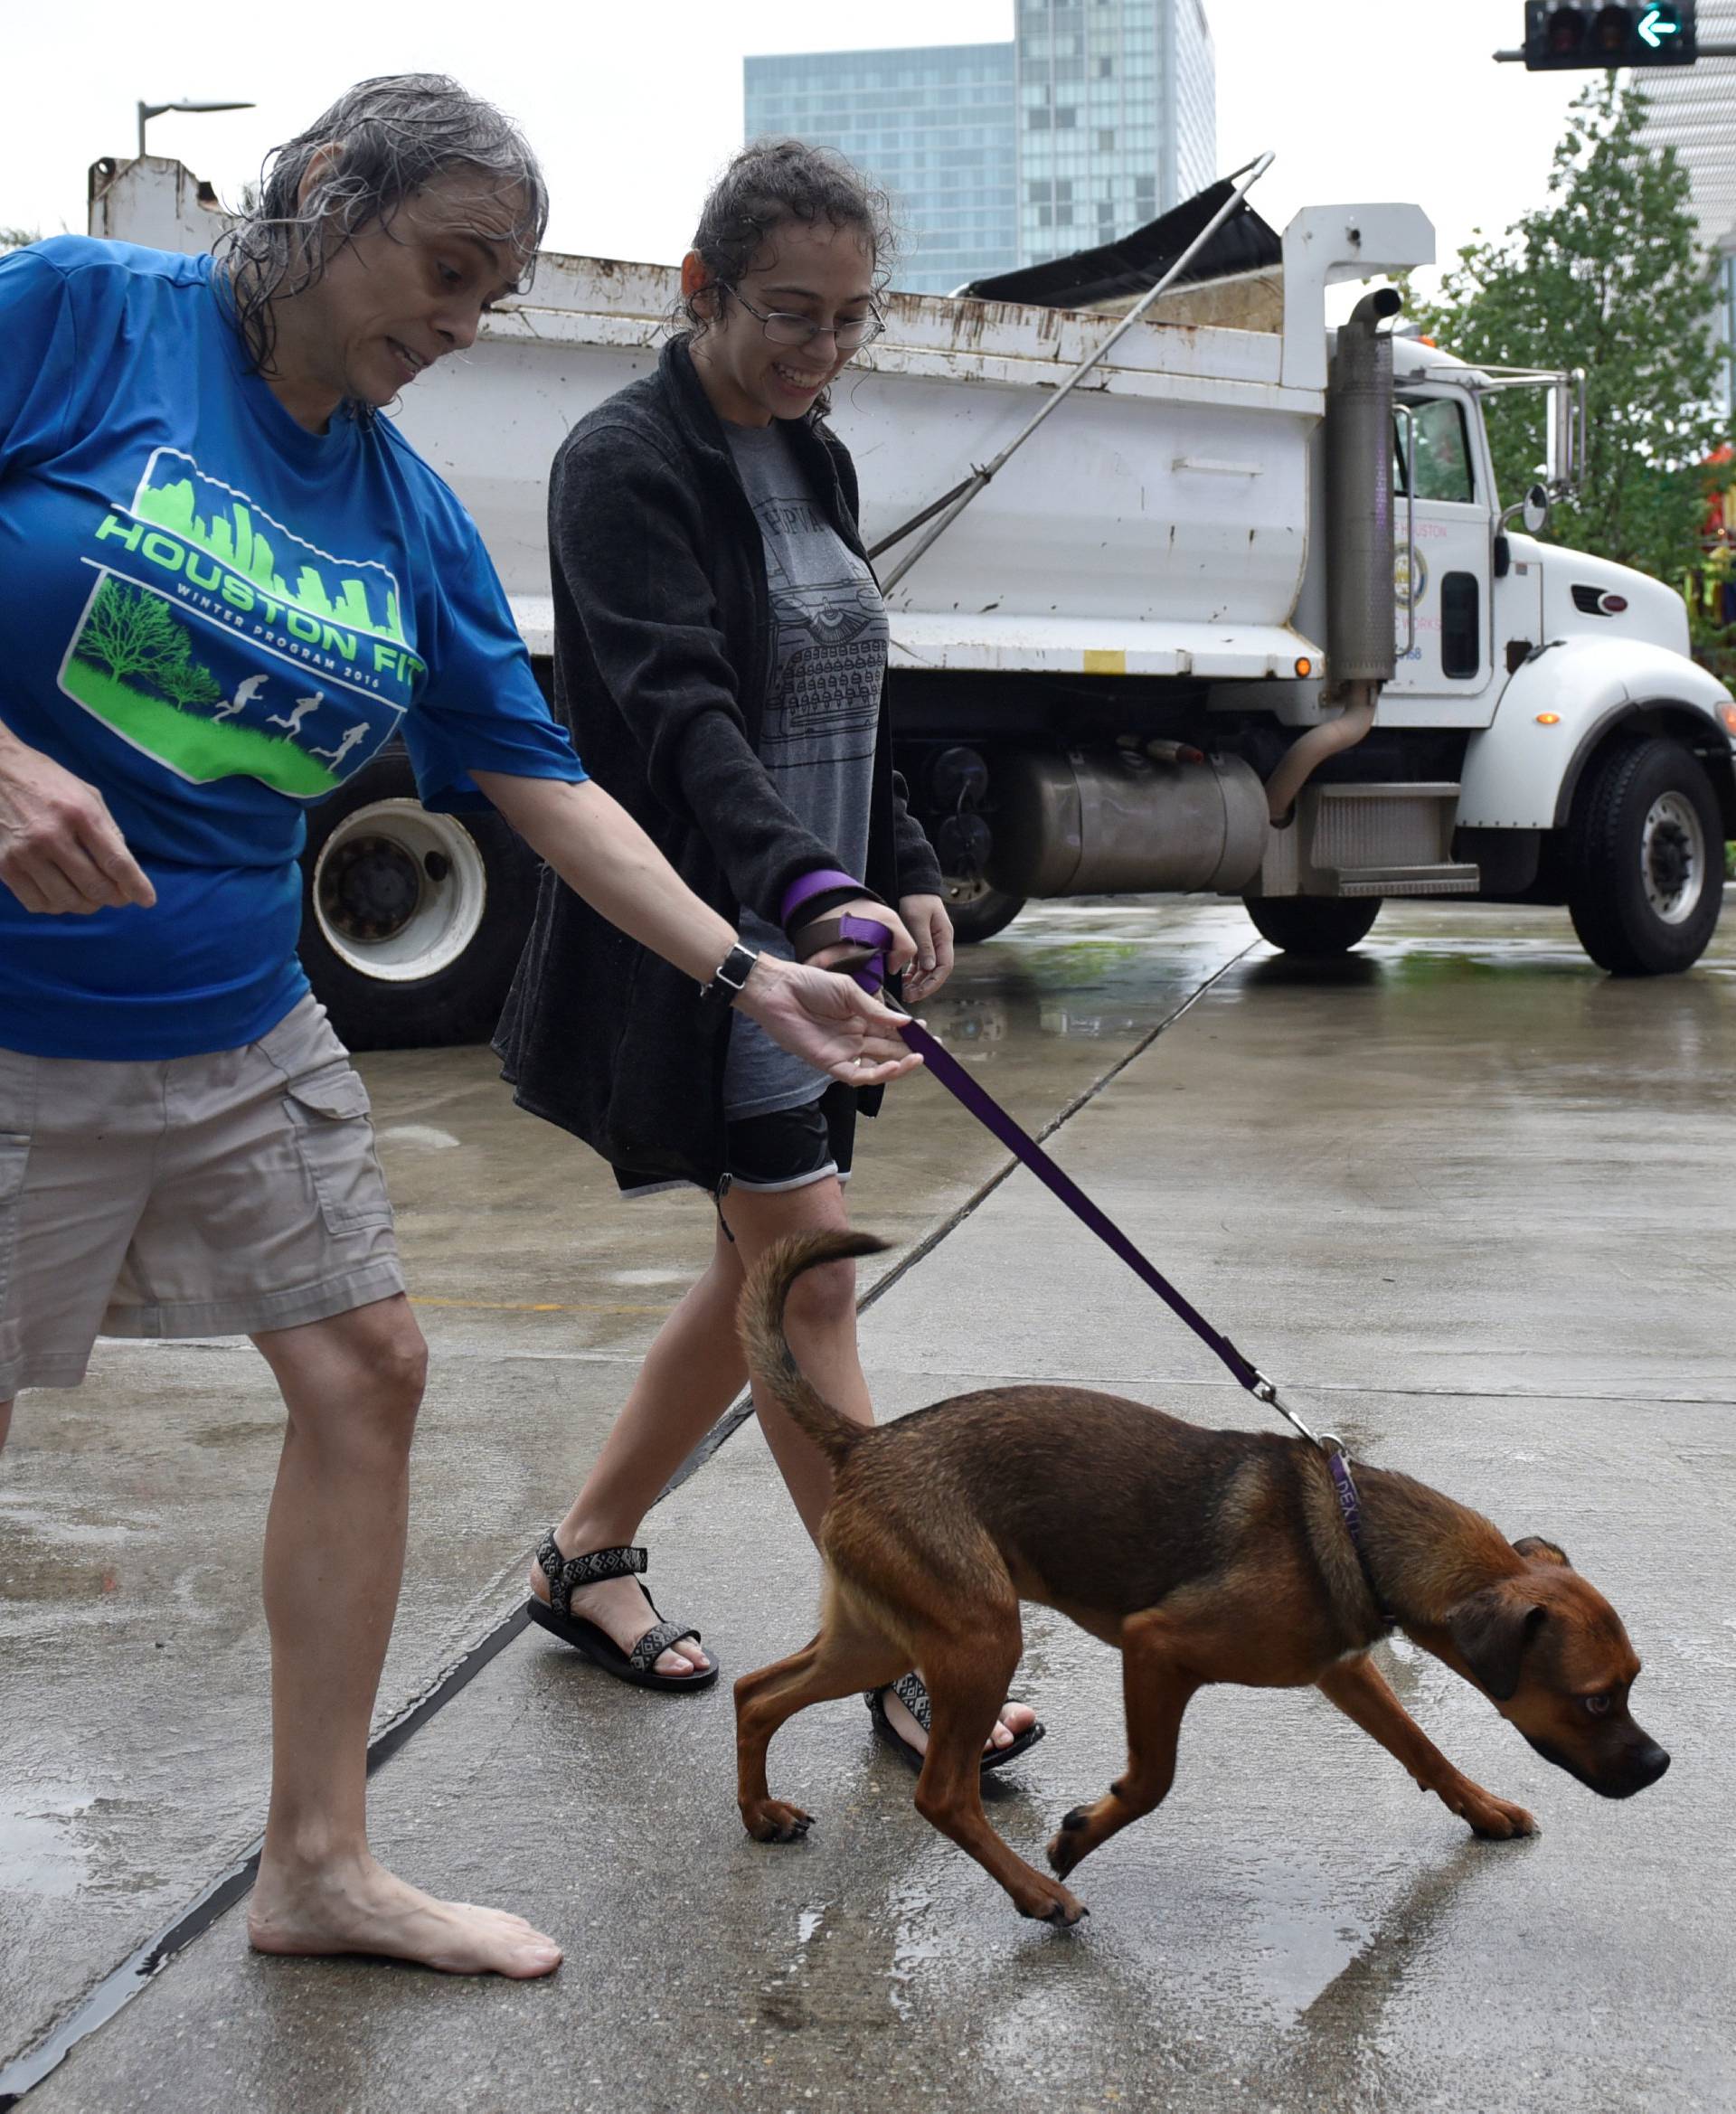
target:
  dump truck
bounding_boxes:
[84,153,1736,1046]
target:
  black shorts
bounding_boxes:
[612,1090,856,1199]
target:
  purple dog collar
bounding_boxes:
[1326,1449,1395,1630]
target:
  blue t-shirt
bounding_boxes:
[0,236,585,1059]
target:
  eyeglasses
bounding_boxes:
[723,287,884,353]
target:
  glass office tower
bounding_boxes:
[1635,1,1736,411]
[1016,0,1217,267]
[744,44,1020,294]
[744,5,1216,290]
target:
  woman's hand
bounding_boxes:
[471,778,922,1090]
[0,725,156,915]
[807,899,916,981]
[897,893,955,1003]
[735,956,922,1087]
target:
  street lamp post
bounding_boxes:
[136,99,254,159]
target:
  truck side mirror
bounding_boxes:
[1499,483,1552,550]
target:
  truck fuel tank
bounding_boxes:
[986,747,1269,898]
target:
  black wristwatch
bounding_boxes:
[700,939,759,1010]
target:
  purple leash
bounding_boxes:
[790,900,1387,1590]
[800,901,1392,1620]
[820,909,1271,1400]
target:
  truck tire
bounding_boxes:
[943,874,1026,945]
[1244,896,1382,956]
[297,752,539,1050]
[1566,735,1722,977]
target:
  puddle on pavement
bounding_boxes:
[0,1788,95,1899]
[1237,1858,1375,2022]
[376,1123,462,1150]
[886,1870,956,2021]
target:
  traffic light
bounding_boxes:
[1524,1,1697,66]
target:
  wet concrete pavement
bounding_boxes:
[3,895,1732,2110]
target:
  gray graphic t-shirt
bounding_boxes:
[722,420,889,1120]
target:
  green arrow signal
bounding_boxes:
[1638,6,1681,47]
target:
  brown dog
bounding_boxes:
[733,1232,1669,1926]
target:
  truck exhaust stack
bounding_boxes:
[1264,285,1401,823]
[1326,286,1401,685]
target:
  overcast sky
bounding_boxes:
[5,0,1585,292]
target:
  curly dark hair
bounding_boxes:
[216,74,547,417]
[680,137,895,413]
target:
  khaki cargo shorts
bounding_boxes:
[0,995,405,1399]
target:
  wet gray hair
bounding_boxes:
[217,74,547,393]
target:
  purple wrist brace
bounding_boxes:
[780,868,863,927]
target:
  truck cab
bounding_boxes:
[1365,339,1735,973]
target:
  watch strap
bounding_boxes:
[701,940,759,1009]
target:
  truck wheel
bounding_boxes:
[297,752,539,1050]
[1244,896,1382,956]
[1566,736,1722,977]
[943,874,1026,945]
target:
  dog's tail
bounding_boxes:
[738,1231,891,1468]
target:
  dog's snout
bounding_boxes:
[1597,1738,1670,1799]
[1632,1741,1670,1789]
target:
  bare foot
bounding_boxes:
[883,1687,1039,1759]
[527,1549,710,1680]
[249,1851,562,1977]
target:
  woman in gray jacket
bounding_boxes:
[499,141,1041,1770]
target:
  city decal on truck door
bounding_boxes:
[56,448,422,800]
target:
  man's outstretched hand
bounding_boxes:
[735,955,921,1087]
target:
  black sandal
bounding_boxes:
[866,1672,1044,1776]
[527,1536,719,1692]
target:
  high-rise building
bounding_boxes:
[743,3,1216,295]
[1634,4,1736,404]
[1016,0,1216,268]
[743,44,1020,295]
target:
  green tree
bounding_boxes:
[77,580,189,688]
[76,579,225,713]
[156,647,224,713]
[0,226,40,249]
[1410,76,1724,590]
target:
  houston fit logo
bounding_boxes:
[58,450,422,800]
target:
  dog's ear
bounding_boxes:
[1448,1586,1548,1702]
[1512,1535,1573,1570]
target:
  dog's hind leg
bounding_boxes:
[910,1631,1088,1928]
[1047,1608,1202,1880]
[737,1600,909,1844]
[1316,1655,1537,1839]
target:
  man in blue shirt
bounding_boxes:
[0,74,920,1979]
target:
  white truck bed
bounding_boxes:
[88,159,1430,684]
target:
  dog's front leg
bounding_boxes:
[1047,1608,1201,1880]
[1316,1653,1537,1838]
